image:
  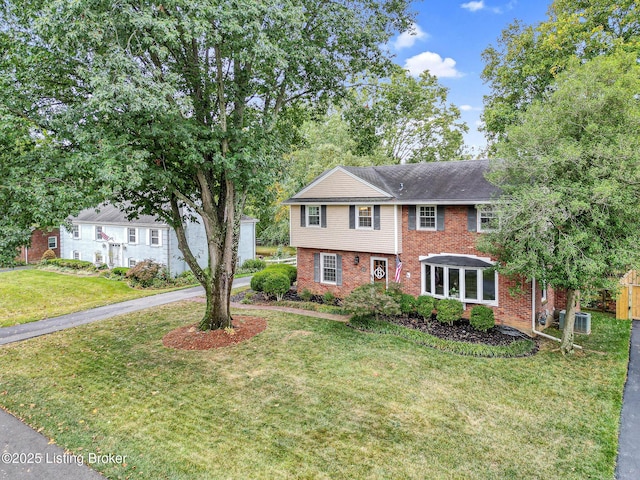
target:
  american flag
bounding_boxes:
[100,231,110,241]
[394,256,403,283]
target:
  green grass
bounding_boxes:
[0,307,630,479]
[0,270,178,327]
[256,245,296,257]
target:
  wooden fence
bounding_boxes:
[616,270,640,320]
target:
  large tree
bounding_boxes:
[345,67,467,163]
[0,0,412,329]
[481,0,639,147]
[479,53,640,354]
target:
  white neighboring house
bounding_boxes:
[60,203,258,275]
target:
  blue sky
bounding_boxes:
[389,0,551,154]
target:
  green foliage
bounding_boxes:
[125,259,164,288]
[481,0,640,145]
[384,282,404,300]
[322,291,336,305]
[415,295,436,320]
[44,258,95,271]
[240,259,267,272]
[348,316,536,358]
[266,263,297,283]
[399,294,418,315]
[111,267,130,277]
[250,270,271,292]
[262,272,291,301]
[436,299,464,326]
[470,305,495,332]
[41,249,56,261]
[299,288,313,302]
[342,283,400,320]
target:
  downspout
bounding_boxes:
[531,278,582,349]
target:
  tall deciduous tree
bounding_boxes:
[481,0,639,147]
[0,0,412,329]
[479,53,640,354]
[346,67,467,163]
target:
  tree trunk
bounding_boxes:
[200,267,234,331]
[560,288,580,355]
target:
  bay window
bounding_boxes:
[422,258,497,305]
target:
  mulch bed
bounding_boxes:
[162,316,267,350]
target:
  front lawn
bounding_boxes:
[0,306,630,479]
[0,270,178,327]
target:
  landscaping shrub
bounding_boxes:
[385,282,404,301]
[322,291,335,305]
[436,298,464,325]
[45,258,95,270]
[240,258,267,272]
[265,264,297,283]
[41,249,57,261]
[299,288,313,302]
[262,272,291,301]
[415,295,436,319]
[342,283,400,320]
[111,267,130,277]
[399,293,418,315]
[125,259,164,288]
[470,305,495,332]
[250,269,271,292]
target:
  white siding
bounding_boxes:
[295,169,390,199]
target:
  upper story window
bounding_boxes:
[478,207,497,232]
[48,236,57,249]
[95,226,104,241]
[149,229,161,246]
[307,206,321,227]
[357,206,373,229]
[418,205,436,230]
[128,228,137,244]
[72,225,80,239]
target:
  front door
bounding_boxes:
[371,257,388,286]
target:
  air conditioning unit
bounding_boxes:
[558,310,591,335]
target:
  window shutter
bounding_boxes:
[408,206,416,231]
[467,206,477,232]
[300,205,306,227]
[437,207,445,231]
[321,205,327,228]
[349,205,355,229]
[336,254,342,286]
[373,205,381,230]
[314,253,320,282]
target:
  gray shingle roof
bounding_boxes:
[285,159,500,204]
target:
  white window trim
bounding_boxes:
[320,253,337,285]
[477,206,497,233]
[127,227,138,245]
[94,252,104,264]
[356,205,374,230]
[95,225,105,241]
[48,236,57,249]
[417,205,437,231]
[306,205,322,228]
[422,262,498,306]
[72,225,81,240]
[73,251,81,260]
[128,258,137,268]
[148,228,162,247]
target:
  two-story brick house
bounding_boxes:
[284,159,557,333]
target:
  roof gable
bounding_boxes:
[293,166,393,200]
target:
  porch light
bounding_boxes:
[354,255,360,265]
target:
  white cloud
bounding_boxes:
[460,105,481,111]
[404,52,463,78]
[394,23,429,50]
[461,1,485,12]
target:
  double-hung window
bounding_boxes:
[128,228,137,244]
[48,237,57,249]
[95,226,104,241]
[307,206,321,227]
[321,253,337,284]
[72,225,80,239]
[418,206,436,230]
[150,229,161,246]
[357,206,373,229]
[478,207,497,232]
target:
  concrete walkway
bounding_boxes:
[616,319,640,479]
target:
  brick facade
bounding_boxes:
[296,205,560,333]
[17,229,60,264]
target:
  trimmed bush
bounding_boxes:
[240,258,267,272]
[262,272,291,301]
[41,249,57,261]
[250,269,271,292]
[125,259,164,288]
[45,258,95,270]
[342,283,400,320]
[436,298,464,325]
[265,264,297,283]
[385,282,404,301]
[110,267,130,277]
[415,295,436,319]
[399,293,418,315]
[470,305,495,332]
